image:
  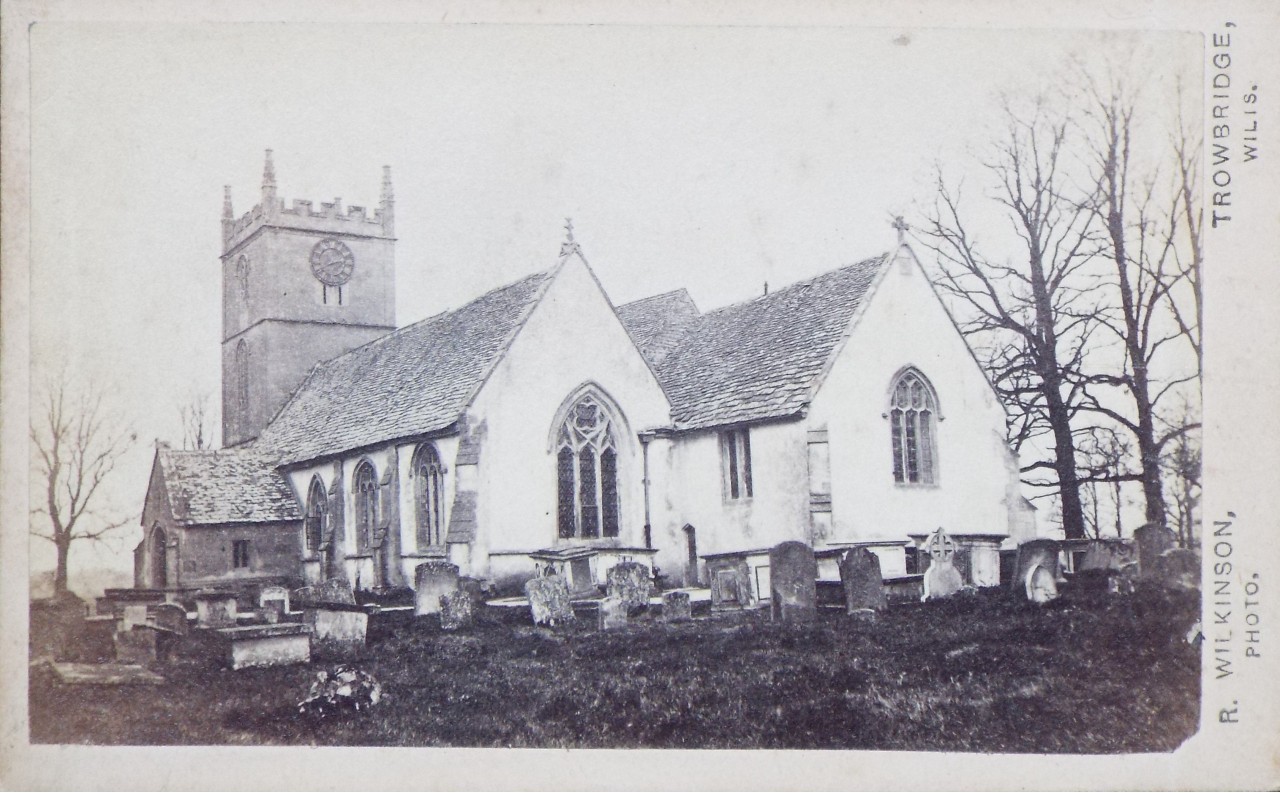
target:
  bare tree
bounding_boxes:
[919,96,1103,540]
[30,372,137,599]
[1074,71,1202,529]
[178,388,215,450]
[1160,401,1201,549]
[1076,425,1132,538]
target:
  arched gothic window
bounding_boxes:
[304,476,328,554]
[353,461,378,553]
[234,340,249,435]
[413,443,445,549]
[889,369,939,485]
[555,393,621,539]
[235,255,250,302]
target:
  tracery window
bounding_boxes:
[234,340,249,435]
[304,476,328,554]
[235,255,250,302]
[413,443,445,549]
[353,461,378,552]
[556,393,620,539]
[889,369,939,485]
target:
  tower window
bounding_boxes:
[235,255,249,302]
[888,368,939,485]
[322,284,345,306]
[234,340,249,436]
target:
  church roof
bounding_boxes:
[258,269,554,465]
[616,288,701,367]
[156,447,302,525]
[645,252,890,431]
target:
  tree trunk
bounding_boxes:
[54,538,71,599]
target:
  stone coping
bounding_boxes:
[527,545,657,561]
[823,539,912,549]
[193,590,239,600]
[700,547,776,561]
[297,601,372,614]
[906,532,1009,544]
[218,623,311,639]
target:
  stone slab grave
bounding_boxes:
[662,590,692,622]
[258,586,291,624]
[51,662,164,686]
[769,541,817,623]
[306,603,368,652]
[597,596,629,630]
[414,561,460,617]
[839,547,887,614]
[525,573,574,627]
[1010,539,1060,595]
[194,591,238,629]
[439,590,474,631]
[606,561,653,613]
[220,623,311,670]
[921,529,964,601]
[1134,524,1178,578]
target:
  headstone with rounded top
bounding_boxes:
[1011,539,1060,594]
[769,541,817,623]
[439,589,474,631]
[1026,564,1059,603]
[1134,524,1178,578]
[662,590,692,622]
[414,561,460,616]
[606,561,653,613]
[525,573,574,627]
[259,585,290,615]
[839,547,887,613]
[922,528,964,601]
[151,603,188,636]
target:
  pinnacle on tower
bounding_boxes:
[379,165,395,235]
[221,185,234,244]
[381,165,394,203]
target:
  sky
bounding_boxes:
[26,22,1200,579]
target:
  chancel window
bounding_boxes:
[889,369,938,485]
[720,428,753,500]
[304,477,328,554]
[354,461,378,552]
[413,443,445,549]
[556,394,620,539]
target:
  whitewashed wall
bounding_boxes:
[466,254,672,586]
[807,246,1015,544]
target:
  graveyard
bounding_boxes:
[30,538,1201,752]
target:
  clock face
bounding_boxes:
[309,239,356,286]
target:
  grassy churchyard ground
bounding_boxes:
[30,585,1199,751]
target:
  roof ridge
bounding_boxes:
[697,252,890,318]
[618,287,695,312]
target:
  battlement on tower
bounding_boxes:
[221,151,395,255]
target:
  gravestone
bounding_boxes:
[259,586,291,622]
[293,578,356,608]
[307,604,368,652]
[220,623,311,670]
[439,590,474,631]
[707,558,753,611]
[121,604,150,631]
[952,547,973,587]
[114,626,159,665]
[662,590,692,622]
[598,596,629,630]
[921,528,964,601]
[414,562,460,616]
[1153,548,1200,590]
[194,592,238,629]
[150,603,188,636]
[525,574,574,627]
[1134,524,1177,578]
[606,561,653,613]
[1010,539,1060,594]
[839,547,887,613]
[1026,565,1059,604]
[1080,540,1137,572]
[769,541,817,623]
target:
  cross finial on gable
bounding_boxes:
[560,217,583,258]
[892,215,910,246]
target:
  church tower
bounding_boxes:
[221,150,397,447]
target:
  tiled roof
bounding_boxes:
[157,448,301,525]
[652,253,890,431]
[616,288,701,366]
[258,269,553,465]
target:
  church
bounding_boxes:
[135,152,1035,601]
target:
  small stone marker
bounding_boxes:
[439,590,474,631]
[662,590,692,622]
[1134,524,1177,578]
[1153,548,1200,590]
[150,603,189,636]
[769,541,817,623]
[1011,539,1060,595]
[922,528,964,601]
[1026,565,1059,604]
[194,592,238,629]
[606,561,653,613]
[294,578,357,607]
[598,596,629,630]
[114,626,159,665]
[259,586,291,622]
[414,561,461,616]
[839,547,887,613]
[525,573,574,627]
